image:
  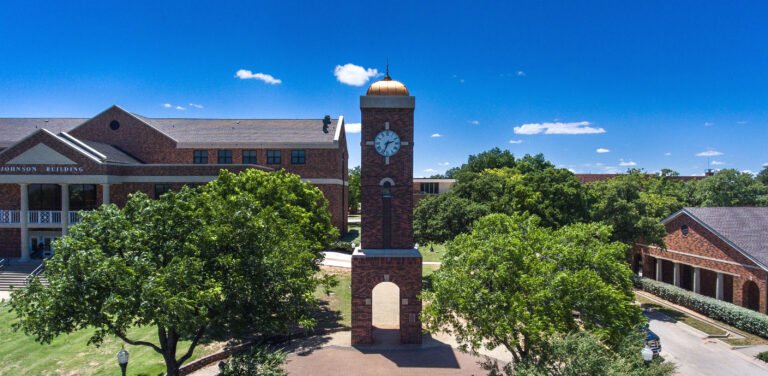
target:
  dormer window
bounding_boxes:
[681,224,689,237]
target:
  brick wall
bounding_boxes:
[0,228,20,257]
[637,213,768,313]
[351,255,422,344]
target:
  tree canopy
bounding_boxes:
[693,169,768,207]
[423,213,642,366]
[348,165,361,214]
[413,192,489,244]
[11,169,336,376]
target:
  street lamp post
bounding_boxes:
[117,346,129,376]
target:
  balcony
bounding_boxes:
[0,210,87,225]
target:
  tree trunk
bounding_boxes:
[163,352,180,376]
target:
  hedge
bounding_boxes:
[636,277,768,338]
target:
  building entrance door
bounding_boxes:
[30,234,58,259]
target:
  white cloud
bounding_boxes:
[235,69,282,84]
[509,139,523,144]
[596,148,610,153]
[345,123,361,133]
[188,103,204,109]
[334,63,379,86]
[470,120,480,125]
[163,103,172,108]
[743,169,755,175]
[514,121,606,135]
[696,150,724,157]
[175,106,186,110]
[711,160,726,166]
[516,70,526,76]
[704,121,714,127]
[438,162,451,166]
[431,133,443,138]
[664,152,672,156]
[424,168,437,173]
[619,159,637,167]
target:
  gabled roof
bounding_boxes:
[663,207,768,271]
[0,118,87,148]
[0,107,344,149]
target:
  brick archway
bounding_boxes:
[743,280,761,312]
[351,252,422,345]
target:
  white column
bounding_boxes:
[20,183,29,262]
[61,184,69,236]
[693,267,701,294]
[655,259,663,282]
[716,272,724,300]
[673,263,681,287]
[102,184,110,205]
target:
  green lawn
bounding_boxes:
[0,303,219,376]
[420,243,447,263]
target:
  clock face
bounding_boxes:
[374,130,401,157]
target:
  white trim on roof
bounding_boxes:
[661,208,768,272]
[0,174,348,185]
[334,116,344,143]
[59,132,107,160]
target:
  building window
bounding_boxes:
[109,120,120,130]
[267,150,281,164]
[242,150,258,164]
[28,184,62,210]
[681,224,689,237]
[291,150,306,165]
[217,149,233,164]
[420,182,439,194]
[155,184,172,198]
[69,184,97,210]
[193,150,208,164]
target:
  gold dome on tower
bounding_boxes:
[366,66,409,96]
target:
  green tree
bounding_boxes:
[423,213,642,366]
[507,331,674,376]
[11,169,336,376]
[445,147,517,178]
[588,170,686,247]
[348,165,361,214]
[694,169,768,206]
[757,165,768,186]
[413,192,489,244]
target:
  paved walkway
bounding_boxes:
[191,330,510,376]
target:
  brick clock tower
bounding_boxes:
[351,71,422,345]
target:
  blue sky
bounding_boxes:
[1,1,766,176]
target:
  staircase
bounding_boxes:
[0,260,47,291]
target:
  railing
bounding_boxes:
[28,210,62,225]
[0,210,20,224]
[0,210,88,225]
[25,262,45,286]
[0,258,6,271]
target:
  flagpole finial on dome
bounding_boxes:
[366,64,409,96]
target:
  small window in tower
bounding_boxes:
[109,120,120,130]
[382,181,392,198]
[681,224,689,237]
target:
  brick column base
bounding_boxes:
[351,248,422,345]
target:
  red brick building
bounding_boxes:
[0,105,348,260]
[636,207,768,313]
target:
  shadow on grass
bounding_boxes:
[642,303,683,323]
[313,300,348,332]
[339,227,360,243]
[422,273,435,292]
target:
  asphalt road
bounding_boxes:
[647,310,768,375]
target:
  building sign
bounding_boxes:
[0,166,85,173]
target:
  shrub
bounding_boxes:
[330,240,355,252]
[637,277,768,338]
[757,351,768,363]
[219,346,287,376]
